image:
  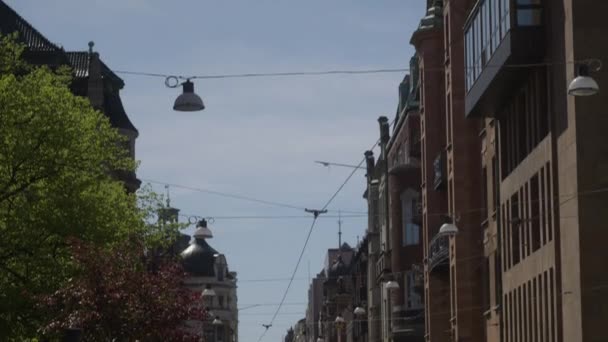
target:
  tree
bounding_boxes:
[0,34,189,339]
[39,238,205,341]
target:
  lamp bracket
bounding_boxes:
[585,59,603,72]
[165,75,196,88]
[187,216,215,225]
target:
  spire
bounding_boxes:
[87,40,104,110]
[165,184,171,207]
[158,185,180,224]
[338,211,342,249]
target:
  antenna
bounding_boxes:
[165,185,171,207]
[338,211,342,248]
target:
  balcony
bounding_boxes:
[376,257,390,281]
[392,308,425,339]
[411,263,424,293]
[428,234,449,273]
[389,142,421,176]
[465,0,544,117]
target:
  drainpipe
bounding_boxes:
[378,116,390,260]
[378,116,391,339]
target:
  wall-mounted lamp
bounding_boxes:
[568,59,601,96]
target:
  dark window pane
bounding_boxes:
[517,9,542,26]
[485,0,491,62]
[502,0,511,33]
[517,0,541,4]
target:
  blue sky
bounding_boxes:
[7,1,426,340]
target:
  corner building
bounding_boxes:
[466,0,608,341]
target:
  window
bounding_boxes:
[492,0,501,52]
[401,190,420,246]
[516,0,543,27]
[474,15,481,79]
[502,0,510,33]
[511,193,520,266]
[466,27,472,90]
[494,252,502,307]
[492,156,499,212]
[217,264,225,281]
[517,8,541,26]
[218,295,224,308]
[405,271,423,309]
[484,0,492,64]
[482,257,491,312]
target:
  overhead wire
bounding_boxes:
[142,178,367,215]
[255,216,318,342]
[255,120,392,342]
[113,59,596,82]
[147,183,608,225]
[178,213,366,221]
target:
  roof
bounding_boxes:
[180,237,219,277]
[65,51,125,87]
[0,1,60,52]
[0,2,125,86]
[104,90,139,133]
[0,1,137,133]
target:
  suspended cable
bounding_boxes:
[178,213,366,221]
[114,59,597,82]
[142,179,367,215]
[143,178,306,211]
[256,133,380,341]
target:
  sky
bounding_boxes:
[6,1,426,340]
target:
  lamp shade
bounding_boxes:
[335,315,345,324]
[385,280,400,290]
[317,338,324,342]
[193,219,213,239]
[202,285,216,298]
[569,64,599,96]
[353,306,366,316]
[568,75,599,96]
[212,316,223,325]
[173,80,205,111]
[439,222,459,236]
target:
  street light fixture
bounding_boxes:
[385,280,400,290]
[334,315,345,324]
[173,79,205,111]
[353,306,366,316]
[212,316,223,326]
[568,60,601,96]
[202,284,216,298]
[316,337,325,342]
[194,219,213,239]
[438,222,459,237]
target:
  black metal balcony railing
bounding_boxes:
[464,0,543,117]
[411,263,424,292]
[390,142,421,176]
[428,234,449,272]
[392,308,425,337]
